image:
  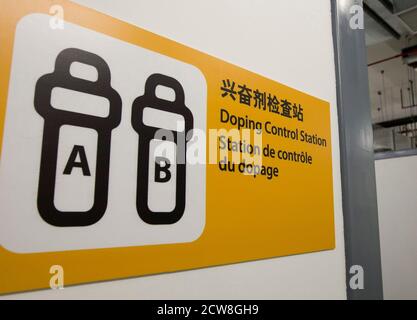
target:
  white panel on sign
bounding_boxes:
[0,13,207,253]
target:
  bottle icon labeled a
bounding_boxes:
[34,48,122,227]
[132,74,194,225]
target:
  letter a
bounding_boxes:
[63,145,91,176]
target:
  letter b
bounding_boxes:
[155,157,171,183]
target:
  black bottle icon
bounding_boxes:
[132,74,194,225]
[34,48,122,227]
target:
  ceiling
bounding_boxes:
[364,0,417,46]
[394,0,417,34]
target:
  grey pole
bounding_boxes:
[331,0,384,300]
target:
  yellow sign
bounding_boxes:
[0,0,335,294]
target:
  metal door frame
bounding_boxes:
[331,0,384,300]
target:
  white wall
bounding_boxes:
[376,155,417,300]
[2,0,346,299]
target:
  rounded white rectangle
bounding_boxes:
[54,125,98,212]
[0,13,207,253]
[143,107,185,132]
[51,87,110,117]
[148,139,177,212]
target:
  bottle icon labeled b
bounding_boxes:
[132,74,194,225]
